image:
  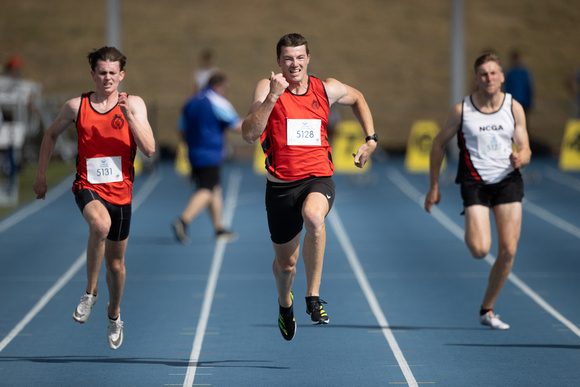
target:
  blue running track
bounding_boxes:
[0,157,579,386]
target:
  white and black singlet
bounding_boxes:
[456,93,518,184]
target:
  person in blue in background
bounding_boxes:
[172,72,241,245]
[504,49,533,118]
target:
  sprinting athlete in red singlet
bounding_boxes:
[34,46,155,349]
[425,52,531,330]
[260,75,333,181]
[73,91,137,206]
[242,33,378,341]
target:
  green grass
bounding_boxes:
[0,160,75,219]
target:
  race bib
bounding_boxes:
[287,119,322,146]
[478,135,511,158]
[86,156,123,184]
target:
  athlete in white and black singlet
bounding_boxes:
[425,52,531,330]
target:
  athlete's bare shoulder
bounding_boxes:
[60,96,82,122]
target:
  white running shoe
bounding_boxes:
[72,293,98,323]
[172,219,191,245]
[479,310,510,330]
[107,306,124,350]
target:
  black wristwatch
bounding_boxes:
[365,134,378,143]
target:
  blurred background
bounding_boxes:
[1,0,579,213]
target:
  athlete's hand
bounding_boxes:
[269,72,289,98]
[424,188,441,213]
[33,178,47,200]
[118,92,131,118]
[352,141,376,168]
[510,151,522,169]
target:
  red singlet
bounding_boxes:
[72,92,136,205]
[260,76,333,181]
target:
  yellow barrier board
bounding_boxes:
[559,119,580,171]
[405,120,445,173]
[253,141,267,175]
[331,120,370,174]
[134,154,142,176]
[174,141,191,176]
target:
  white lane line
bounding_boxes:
[328,209,418,387]
[0,173,73,234]
[523,199,580,240]
[0,252,86,353]
[183,170,241,387]
[0,172,162,353]
[543,166,580,192]
[386,167,580,338]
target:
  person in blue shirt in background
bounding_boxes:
[504,49,533,118]
[172,72,241,245]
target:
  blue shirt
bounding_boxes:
[179,88,240,168]
[504,65,533,110]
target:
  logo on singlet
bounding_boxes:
[479,124,504,132]
[112,114,125,130]
[312,100,320,110]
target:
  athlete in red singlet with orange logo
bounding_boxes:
[242,33,378,341]
[73,91,137,206]
[34,46,155,349]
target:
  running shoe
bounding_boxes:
[172,218,191,245]
[72,293,98,323]
[278,292,296,341]
[215,229,238,242]
[107,304,124,350]
[479,310,510,330]
[306,296,329,325]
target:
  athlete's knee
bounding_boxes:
[497,244,517,262]
[302,208,326,235]
[273,256,296,275]
[466,240,490,259]
[89,218,111,240]
[106,258,125,275]
[465,233,492,259]
[471,250,488,259]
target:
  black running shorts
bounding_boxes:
[74,189,132,241]
[265,176,335,244]
[460,172,524,209]
[191,165,220,190]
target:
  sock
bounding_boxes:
[480,308,492,316]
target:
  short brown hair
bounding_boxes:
[87,46,127,71]
[473,52,502,73]
[276,33,309,59]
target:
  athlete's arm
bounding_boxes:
[510,100,531,169]
[425,102,462,213]
[33,98,79,199]
[242,72,288,144]
[324,78,376,168]
[121,94,156,157]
